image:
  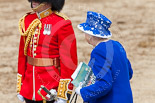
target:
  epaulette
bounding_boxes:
[54,11,69,20]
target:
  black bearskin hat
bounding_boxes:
[28,0,65,12]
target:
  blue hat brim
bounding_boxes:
[77,23,112,38]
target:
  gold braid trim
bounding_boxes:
[18,17,42,56]
[19,15,26,43]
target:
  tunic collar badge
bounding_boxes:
[36,8,52,19]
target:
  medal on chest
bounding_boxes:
[43,24,52,35]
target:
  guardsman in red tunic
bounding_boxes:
[17,0,78,103]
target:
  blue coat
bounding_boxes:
[80,40,133,103]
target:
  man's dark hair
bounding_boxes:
[28,0,65,12]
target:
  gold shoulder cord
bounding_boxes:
[54,11,69,20]
[18,14,42,56]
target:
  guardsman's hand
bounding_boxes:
[17,94,24,102]
[46,89,57,101]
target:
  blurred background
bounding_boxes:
[0,0,155,103]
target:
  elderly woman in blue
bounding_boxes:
[75,11,133,103]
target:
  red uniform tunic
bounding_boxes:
[17,9,78,101]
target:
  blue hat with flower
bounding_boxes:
[77,11,112,38]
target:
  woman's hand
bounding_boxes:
[75,85,82,96]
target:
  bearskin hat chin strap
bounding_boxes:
[31,3,46,12]
[30,0,46,12]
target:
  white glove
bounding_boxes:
[17,94,24,102]
[75,85,82,96]
[54,98,67,103]
[46,89,57,101]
